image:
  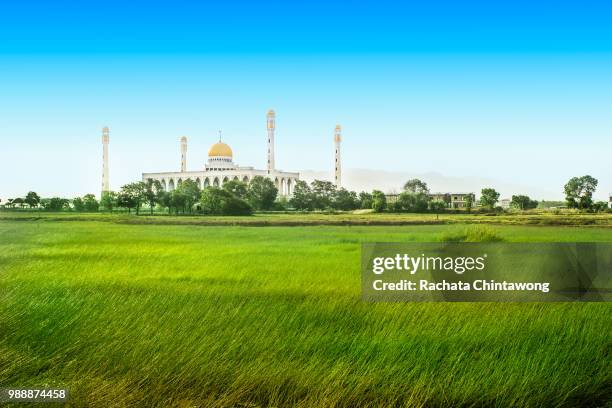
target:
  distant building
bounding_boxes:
[428,192,476,209]
[385,192,476,208]
[609,193,612,209]
[385,193,400,204]
[498,198,511,210]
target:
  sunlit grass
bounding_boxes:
[0,220,610,407]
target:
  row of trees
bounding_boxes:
[101,176,281,215]
[290,180,363,211]
[3,175,608,214]
[2,192,100,212]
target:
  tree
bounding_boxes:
[289,180,314,211]
[72,197,85,212]
[311,180,336,210]
[537,200,565,209]
[155,189,168,212]
[442,193,452,207]
[371,190,387,213]
[429,199,447,219]
[13,198,25,208]
[117,192,137,214]
[82,194,99,212]
[464,194,474,213]
[200,187,224,214]
[120,182,147,214]
[479,188,500,210]
[403,179,429,194]
[395,192,429,212]
[157,191,172,214]
[222,180,248,199]
[201,187,252,215]
[358,192,373,209]
[44,197,69,211]
[144,179,164,215]
[24,191,40,208]
[333,188,359,211]
[274,196,289,211]
[100,191,118,213]
[564,175,598,210]
[429,199,447,212]
[170,189,187,214]
[177,179,201,213]
[592,201,609,212]
[511,195,538,210]
[247,176,278,211]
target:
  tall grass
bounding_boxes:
[0,221,610,407]
[440,225,505,242]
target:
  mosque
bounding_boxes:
[101,110,343,197]
[141,109,299,196]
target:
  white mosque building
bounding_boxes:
[100,109,343,198]
[141,109,301,196]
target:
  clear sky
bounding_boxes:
[0,0,610,200]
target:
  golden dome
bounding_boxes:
[267,109,275,116]
[335,124,342,131]
[208,141,233,157]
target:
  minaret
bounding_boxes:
[267,109,275,173]
[180,136,187,172]
[334,124,342,187]
[101,126,110,196]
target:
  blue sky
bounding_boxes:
[0,0,611,200]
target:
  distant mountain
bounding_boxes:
[298,168,561,200]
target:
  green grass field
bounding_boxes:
[1,216,611,407]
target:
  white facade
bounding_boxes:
[498,198,511,209]
[609,193,612,209]
[142,110,299,196]
[143,169,299,197]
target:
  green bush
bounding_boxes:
[200,187,253,216]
